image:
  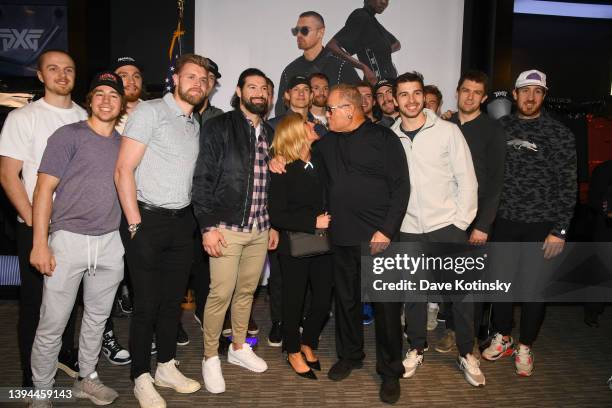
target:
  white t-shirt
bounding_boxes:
[0,98,87,221]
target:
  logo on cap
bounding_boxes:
[526,72,542,81]
[98,72,118,83]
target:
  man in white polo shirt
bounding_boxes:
[0,49,85,387]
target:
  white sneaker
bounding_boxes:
[134,373,166,408]
[402,349,423,378]
[457,353,486,387]
[514,344,534,377]
[202,356,226,394]
[228,343,268,373]
[154,359,201,393]
[427,303,439,331]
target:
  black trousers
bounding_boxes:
[267,250,283,323]
[333,245,404,379]
[279,253,333,353]
[190,228,210,322]
[490,218,550,346]
[124,208,195,379]
[401,225,475,356]
[16,223,77,387]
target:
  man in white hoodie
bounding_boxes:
[389,71,483,387]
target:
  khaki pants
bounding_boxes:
[203,227,268,358]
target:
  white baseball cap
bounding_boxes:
[515,69,548,90]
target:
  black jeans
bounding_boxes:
[490,218,550,346]
[190,228,210,322]
[333,245,404,379]
[124,208,195,379]
[279,253,333,353]
[267,250,282,324]
[401,224,475,356]
[16,223,77,386]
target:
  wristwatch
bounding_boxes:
[128,223,141,235]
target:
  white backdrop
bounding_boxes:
[195,0,465,115]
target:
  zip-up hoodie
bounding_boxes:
[391,109,478,233]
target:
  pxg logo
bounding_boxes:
[0,28,44,52]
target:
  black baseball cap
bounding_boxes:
[111,56,143,72]
[89,71,124,96]
[207,58,221,79]
[287,75,310,90]
[374,78,395,93]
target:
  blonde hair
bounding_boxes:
[271,112,310,164]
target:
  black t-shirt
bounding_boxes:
[332,6,398,80]
[400,125,422,141]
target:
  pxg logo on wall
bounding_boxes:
[0,29,44,52]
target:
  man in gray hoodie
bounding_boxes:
[390,71,483,387]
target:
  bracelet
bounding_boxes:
[128,223,141,234]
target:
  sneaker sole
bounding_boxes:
[176,340,190,346]
[482,347,514,361]
[74,390,117,406]
[267,339,282,347]
[247,329,260,335]
[57,362,78,378]
[154,379,201,394]
[102,350,131,366]
[134,389,167,408]
[434,345,455,353]
[204,381,226,394]
[456,360,485,387]
[515,366,534,377]
[222,329,232,337]
[227,354,267,373]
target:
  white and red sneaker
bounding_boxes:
[514,344,534,377]
[482,333,514,361]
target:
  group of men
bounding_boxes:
[0,4,579,408]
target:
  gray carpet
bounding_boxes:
[0,297,611,407]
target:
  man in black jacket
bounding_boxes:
[192,68,279,394]
[276,11,359,116]
[318,84,409,403]
[437,70,506,354]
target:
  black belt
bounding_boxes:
[137,201,191,217]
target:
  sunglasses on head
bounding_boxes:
[291,26,311,36]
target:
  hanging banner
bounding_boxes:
[0,3,68,76]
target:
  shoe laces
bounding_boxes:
[83,374,105,392]
[103,333,123,353]
[406,349,423,364]
[515,345,532,362]
[463,355,481,374]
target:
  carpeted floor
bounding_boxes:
[0,296,611,407]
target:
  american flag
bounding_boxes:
[163,1,185,94]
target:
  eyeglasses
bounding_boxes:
[325,104,351,114]
[291,26,312,36]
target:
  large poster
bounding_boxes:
[0,2,68,77]
[195,0,464,114]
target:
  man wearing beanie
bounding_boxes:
[29,71,127,406]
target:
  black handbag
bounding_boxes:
[287,229,331,258]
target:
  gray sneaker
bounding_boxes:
[457,354,485,387]
[435,329,456,353]
[73,371,119,405]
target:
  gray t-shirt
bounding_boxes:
[38,121,122,235]
[123,93,200,209]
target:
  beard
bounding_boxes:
[243,96,268,115]
[178,86,205,106]
[124,88,141,103]
[313,95,327,107]
[458,103,480,116]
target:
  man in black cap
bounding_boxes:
[112,56,145,133]
[268,75,326,136]
[195,58,224,126]
[276,10,359,117]
[29,71,126,406]
[374,79,398,127]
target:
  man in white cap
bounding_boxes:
[482,69,577,377]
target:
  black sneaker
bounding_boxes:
[248,316,259,335]
[327,359,363,382]
[101,330,131,365]
[222,315,232,337]
[379,377,401,404]
[177,323,189,346]
[151,337,157,355]
[267,321,282,347]
[57,348,79,378]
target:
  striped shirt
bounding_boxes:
[217,121,270,232]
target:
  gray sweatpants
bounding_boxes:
[31,230,124,389]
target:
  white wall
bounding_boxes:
[195,0,464,114]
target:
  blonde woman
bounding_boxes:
[268,112,332,380]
